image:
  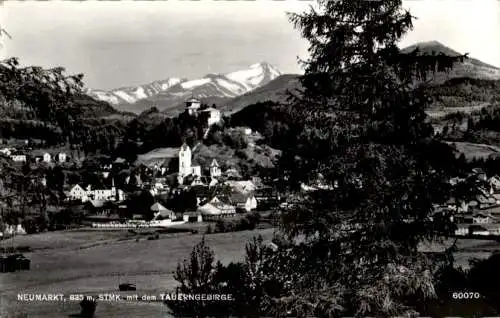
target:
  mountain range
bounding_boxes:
[89,41,500,116]
[88,62,281,115]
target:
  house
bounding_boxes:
[255,186,279,202]
[225,180,256,194]
[68,182,125,203]
[472,168,487,181]
[490,175,500,191]
[251,176,265,188]
[0,147,14,156]
[209,196,236,214]
[1,224,27,236]
[224,168,241,180]
[197,196,238,216]
[190,176,205,187]
[209,178,218,187]
[43,153,51,163]
[185,97,201,116]
[200,107,221,126]
[229,191,258,212]
[10,153,27,162]
[210,159,221,178]
[182,211,203,223]
[197,201,236,220]
[474,193,496,209]
[473,213,493,224]
[69,184,89,202]
[114,157,127,168]
[455,225,469,236]
[449,177,466,186]
[150,203,176,220]
[56,152,67,163]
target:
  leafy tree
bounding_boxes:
[166,237,223,317]
[0,57,84,141]
[168,236,278,317]
[262,0,469,316]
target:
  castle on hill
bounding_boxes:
[185,97,221,126]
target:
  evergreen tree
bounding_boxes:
[267,0,467,316]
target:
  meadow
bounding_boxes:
[2,228,500,317]
[447,141,500,159]
[0,228,274,317]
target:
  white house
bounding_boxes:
[91,188,115,201]
[69,182,125,202]
[151,203,176,220]
[230,192,258,212]
[1,224,27,236]
[226,180,256,194]
[178,143,202,184]
[186,97,201,115]
[69,184,89,202]
[490,175,500,191]
[198,199,236,218]
[42,153,52,163]
[473,213,495,224]
[210,196,237,213]
[56,152,67,163]
[0,147,14,156]
[200,107,221,126]
[11,154,27,162]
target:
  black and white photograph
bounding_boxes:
[1,0,500,317]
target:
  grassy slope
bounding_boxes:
[2,229,500,317]
[193,142,281,172]
[0,228,275,317]
[447,141,500,160]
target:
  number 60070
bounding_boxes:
[452,292,480,299]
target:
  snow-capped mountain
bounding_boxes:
[88,77,185,106]
[88,62,282,115]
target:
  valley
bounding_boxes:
[3,34,500,317]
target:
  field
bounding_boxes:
[2,228,500,317]
[447,141,500,159]
[425,103,489,119]
[0,228,274,318]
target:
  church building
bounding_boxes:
[178,143,202,185]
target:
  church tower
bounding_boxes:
[178,143,192,183]
[210,159,221,178]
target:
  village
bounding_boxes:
[0,97,279,237]
[2,98,500,240]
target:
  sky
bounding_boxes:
[1,0,499,90]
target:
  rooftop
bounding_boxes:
[186,97,200,102]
